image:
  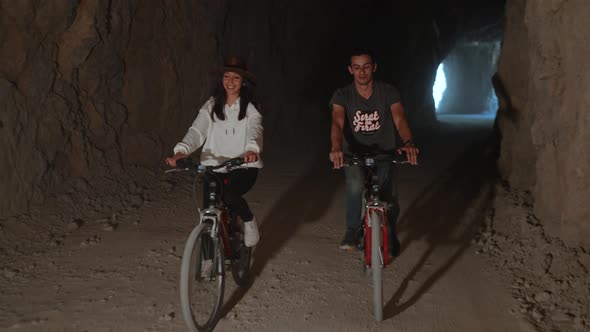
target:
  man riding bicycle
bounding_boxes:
[329,48,419,257]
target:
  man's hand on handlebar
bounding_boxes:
[166,152,187,167]
[398,143,419,165]
[329,148,344,169]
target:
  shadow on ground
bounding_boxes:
[384,133,498,319]
[221,149,342,316]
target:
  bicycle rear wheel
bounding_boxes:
[369,211,383,321]
[230,217,252,286]
[180,222,225,332]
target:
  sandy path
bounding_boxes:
[0,116,537,331]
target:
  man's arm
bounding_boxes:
[391,102,412,144]
[391,102,419,165]
[330,104,346,168]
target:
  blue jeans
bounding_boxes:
[344,162,400,250]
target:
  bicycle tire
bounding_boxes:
[370,211,383,321]
[231,218,252,286]
[180,222,225,332]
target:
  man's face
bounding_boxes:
[348,54,377,86]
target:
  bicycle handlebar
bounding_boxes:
[165,157,245,174]
[342,153,410,167]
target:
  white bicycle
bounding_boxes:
[167,157,252,332]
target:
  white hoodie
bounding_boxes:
[173,97,263,172]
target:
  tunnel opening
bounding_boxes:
[433,63,447,111]
[434,40,501,119]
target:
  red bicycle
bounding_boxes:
[166,157,251,332]
[343,153,409,321]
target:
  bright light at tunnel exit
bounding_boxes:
[433,64,446,111]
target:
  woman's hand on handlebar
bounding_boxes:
[244,151,259,163]
[166,152,187,167]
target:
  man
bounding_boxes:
[329,48,419,257]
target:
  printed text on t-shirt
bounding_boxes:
[353,110,381,134]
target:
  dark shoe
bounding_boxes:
[339,228,358,250]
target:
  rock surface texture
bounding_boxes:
[0,0,346,218]
[496,0,590,247]
[1,0,587,257]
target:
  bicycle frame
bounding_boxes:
[341,153,410,322]
[167,158,244,263]
[199,176,235,260]
[362,165,392,268]
[172,157,252,331]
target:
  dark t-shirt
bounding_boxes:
[329,81,401,154]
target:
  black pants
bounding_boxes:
[203,168,258,222]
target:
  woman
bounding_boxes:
[166,56,262,247]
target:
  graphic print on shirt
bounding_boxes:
[352,110,381,135]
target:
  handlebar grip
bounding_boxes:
[176,158,190,169]
[392,152,409,163]
[226,157,245,167]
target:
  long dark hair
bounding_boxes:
[211,78,254,121]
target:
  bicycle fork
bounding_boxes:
[200,208,225,279]
[363,206,391,267]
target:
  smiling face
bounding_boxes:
[222,71,243,96]
[348,54,377,86]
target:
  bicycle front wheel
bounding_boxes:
[180,222,225,332]
[370,211,383,321]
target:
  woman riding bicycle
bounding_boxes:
[166,56,262,248]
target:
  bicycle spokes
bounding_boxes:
[180,224,225,331]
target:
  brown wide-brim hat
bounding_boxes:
[212,56,257,85]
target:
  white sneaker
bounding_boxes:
[200,259,213,279]
[244,217,260,247]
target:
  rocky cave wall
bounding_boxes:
[497,0,590,248]
[0,0,350,218]
[0,0,509,221]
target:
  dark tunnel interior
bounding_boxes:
[2,0,589,330]
[286,0,506,126]
[1,0,509,217]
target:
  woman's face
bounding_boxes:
[223,71,243,96]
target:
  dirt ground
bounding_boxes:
[1,115,586,332]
